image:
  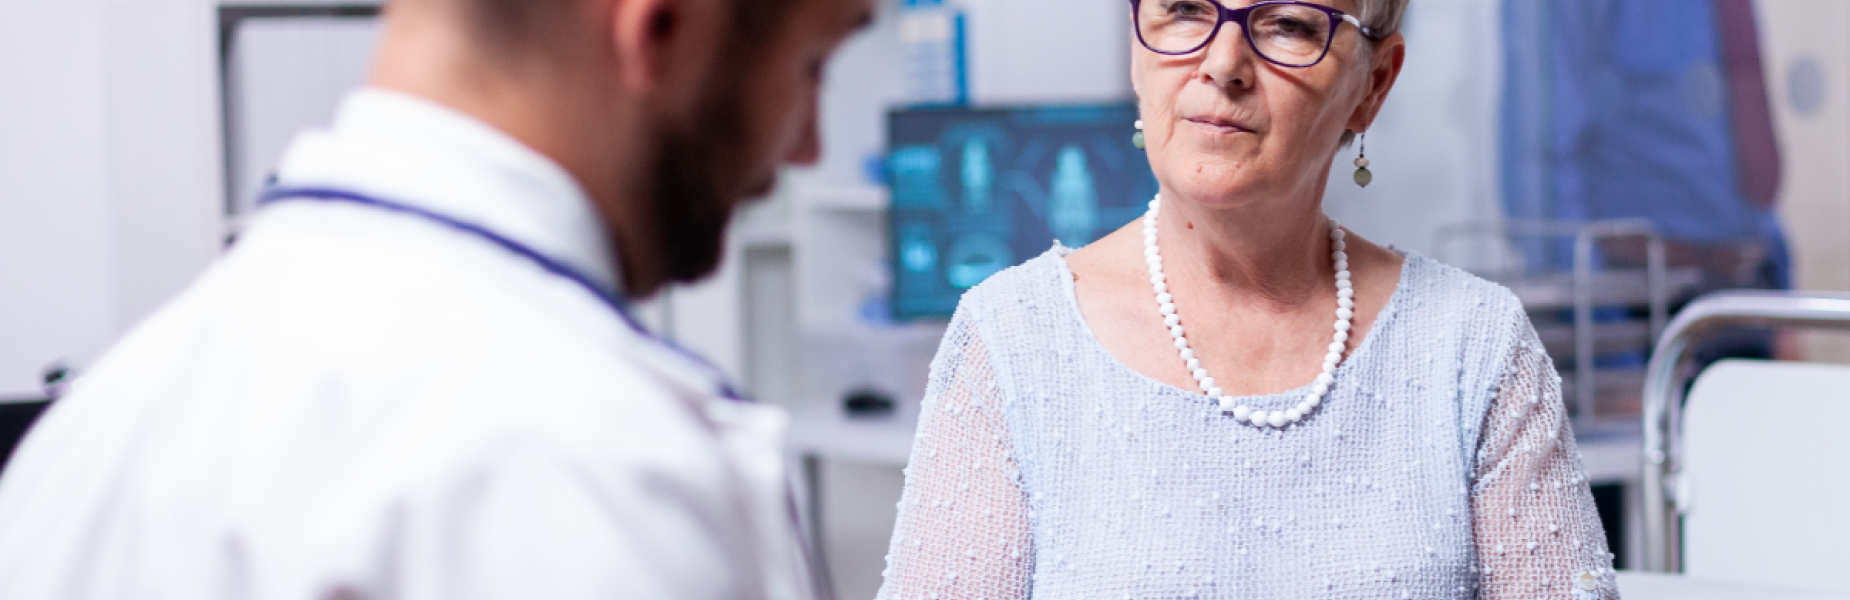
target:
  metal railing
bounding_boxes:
[1435,219,1669,425]
[1640,291,1850,571]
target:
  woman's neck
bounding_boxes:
[1156,187,1334,310]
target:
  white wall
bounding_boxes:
[1760,0,1850,363]
[964,0,1132,105]
[0,0,116,397]
[1323,0,1504,258]
[104,1,226,345]
[0,0,222,397]
[227,18,381,217]
[0,0,381,397]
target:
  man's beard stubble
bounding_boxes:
[645,56,767,287]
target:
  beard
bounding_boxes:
[642,56,771,287]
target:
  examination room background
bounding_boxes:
[3,1,1849,598]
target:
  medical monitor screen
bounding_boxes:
[888,103,1157,320]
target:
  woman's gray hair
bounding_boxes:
[1356,0,1410,40]
[1341,0,1409,146]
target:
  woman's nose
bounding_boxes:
[1197,20,1254,89]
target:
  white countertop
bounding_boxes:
[786,410,917,466]
[1618,571,1850,600]
[786,409,1645,486]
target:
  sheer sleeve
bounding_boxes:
[1471,320,1620,599]
[875,305,1032,600]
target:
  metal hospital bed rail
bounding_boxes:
[1640,291,1850,573]
[1434,219,1677,428]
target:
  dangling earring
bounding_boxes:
[1353,132,1373,188]
[1133,120,1146,150]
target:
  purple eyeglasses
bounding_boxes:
[1130,0,1380,68]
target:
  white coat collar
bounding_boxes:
[271,88,622,297]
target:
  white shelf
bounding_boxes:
[1499,268,1703,310]
[799,185,889,212]
[788,415,1643,482]
[786,406,1642,483]
[735,220,793,249]
[787,409,917,466]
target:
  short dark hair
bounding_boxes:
[457,0,577,53]
[458,0,806,54]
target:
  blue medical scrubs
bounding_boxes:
[1501,0,1789,285]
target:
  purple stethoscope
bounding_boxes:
[259,186,747,402]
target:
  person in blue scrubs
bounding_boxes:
[1506,0,1786,284]
[1503,0,1789,363]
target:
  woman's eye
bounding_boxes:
[1257,16,1315,37]
[1165,1,1216,19]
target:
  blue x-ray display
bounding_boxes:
[888,103,1157,319]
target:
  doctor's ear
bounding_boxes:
[608,0,727,98]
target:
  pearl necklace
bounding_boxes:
[1142,195,1354,429]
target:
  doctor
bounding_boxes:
[0,0,870,597]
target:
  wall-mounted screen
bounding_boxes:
[887,103,1157,320]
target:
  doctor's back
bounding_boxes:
[0,0,874,597]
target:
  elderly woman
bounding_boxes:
[874,1,1619,599]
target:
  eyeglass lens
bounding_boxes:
[1137,1,1335,66]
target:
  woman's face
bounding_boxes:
[1132,0,1402,209]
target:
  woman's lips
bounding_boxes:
[1183,117,1252,135]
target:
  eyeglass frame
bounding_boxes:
[1128,0,1380,68]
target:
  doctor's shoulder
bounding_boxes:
[210,227,732,455]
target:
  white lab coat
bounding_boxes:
[0,90,813,600]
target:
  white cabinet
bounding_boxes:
[222,9,381,221]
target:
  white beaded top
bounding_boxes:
[875,246,1620,600]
